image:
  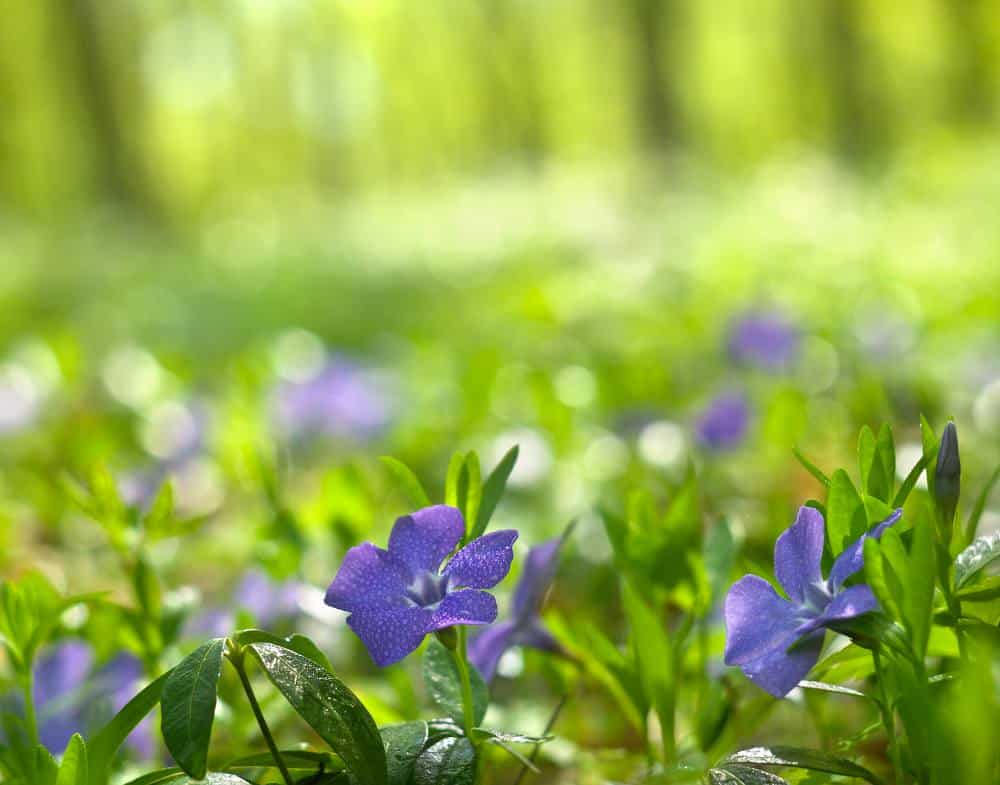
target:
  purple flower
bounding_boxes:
[235,570,303,627]
[728,311,799,371]
[695,391,750,450]
[469,536,566,682]
[325,505,518,667]
[273,357,392,441]
[724,506,901,697]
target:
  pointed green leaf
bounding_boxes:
[797,680,868,699]
[723,745,883,784]
[827,470,866,554]
[422,638,488,726]
[920,415,938,499]
[226,750,342,771]
[232,629,333,672]
[118,768,184,785]
[858,426,878,496]
[875,423,895,500]
[470,445,519,540]
[161,639,225,779]
[892,452,928,508]
[444,452,464,508]
[457,453,481,541]
[88,672,169,783]
[709,766,790,785]
[905,509,935,659]
[379,457,432,509]
[622,582,673,746]
[412,737,475,785]
[56,734,88,785]
[956,575,1000,602]
[248,642,386,785]
[35,745,59,785]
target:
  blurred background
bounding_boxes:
[1,1,1000,781]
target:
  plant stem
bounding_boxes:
[231,653,295,785]
[22,670,38,747]
[873,650,904,785]
[453,627,478,741]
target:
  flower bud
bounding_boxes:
[934,421,961,538]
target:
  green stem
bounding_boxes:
[873,650,904,785]
[231,652,295,785]
[452,628,478,742]
[22,670,38,747]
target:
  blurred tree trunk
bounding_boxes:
[62,0,160,222]
[819,0,888,165]
[945,0,994,124]
[626,0,684,154]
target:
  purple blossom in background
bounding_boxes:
[30,643,152,757]
[695,390,750,450]
[325,505,517,667]
[273,357,393,441]
[728,310,799,371]
[235,570,303,627]
[469,535,567,682]
[724,506,901,697]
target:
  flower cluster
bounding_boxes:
[325,504,517,666]
[724,505,901,697]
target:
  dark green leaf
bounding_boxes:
[233,629,333,672]
[56,734,87,785]
[161,638,225,779]
[470,445,519,540]
[118,769,184,785]
[411,737,475,785]
[723,746,883,783]
[792,447,830,488]
[248,642,386,785]
[954,531,1000,589]
[379,457,432,510]
[227,750,342,771]
[422,638,488,727]
[381,722,428,785]
[88,672,169,784]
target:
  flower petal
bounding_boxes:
[512,537,562,621]
[347,606,434,667]
[828,509,902,591]
[443,530,519,589]
[724,575,804,666]
[428,589,498,631]
[387,505,465,574]
[324,542,408,612]
[468,621,517,683]
[739,630,824,698]
[774,506,826,603]
[817,584,879,625]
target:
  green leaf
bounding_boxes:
[892,452,928,509]
[827,470,866,554]
[709,766,789,785]
[226,749,342,771]
[35,745,59,785]
[797,680,868,699]
[456,453,481,541]
[232,629,333,672]
[622,582,673,752]
[88,672,169,784]
[722,745,883,784]
[132,554,163,620]
[248,642,386,785]
[920,415,938,500]
[142,482,174,533]
[965,464,1000,543]
[56,734,88,785]
[875,423,896,500]
[422,638,488,727]
[118,771,184,785]
[470,445,519,540]
[956,574,1000,602]
[411,737,476,785]
[160,638,225,779]
[858,426,880,498]
[954,530,1000,589]
[863,538,900,623]
[905,508,935,659]
[444,452,465,508]
[379,457,432,510]
[792,447,830,487]
[381,722,429,785]
[704,517,737,605]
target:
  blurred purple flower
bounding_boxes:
[695,390,750,450]
[273,358,392,441]
[728,311,799,371]
[235,570,303,628]
[469,535,567,682]
[325,504,517,667]
[724,506,901,697]
[30,642,152,757]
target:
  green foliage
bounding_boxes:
[411,737,476,785]
[160,639,225,779]
[422,638,488,727]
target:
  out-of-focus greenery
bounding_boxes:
[1,2,999,783]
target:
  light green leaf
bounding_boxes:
[709,766,790,784]
[827,470,866,554]
[470,445,519,540]
[379,457,432,510]
[56,734,88,785]
[792,447,830,488]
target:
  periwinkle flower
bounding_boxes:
[724,505,901,697]
[695,390,750,450]
[273,357,392,441]
[235,570,303,627]
[325,505,517,667]
[469,535,566,683]
[728,310,799,371]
